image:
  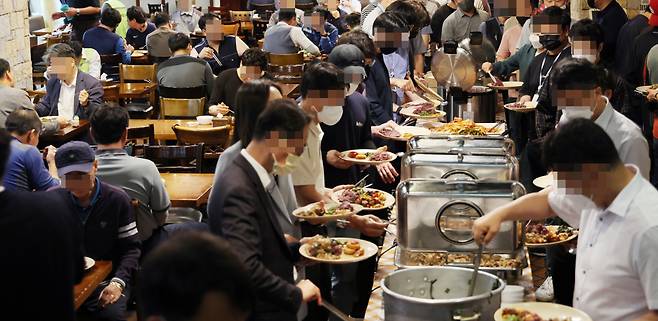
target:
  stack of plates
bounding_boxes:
[501,285,524,303]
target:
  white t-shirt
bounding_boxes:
[291,122,325,196]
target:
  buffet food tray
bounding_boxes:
[394,247,528,280]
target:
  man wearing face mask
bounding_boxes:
[588,0,627,67]
[515,0,569,51]
[441,0,490,43]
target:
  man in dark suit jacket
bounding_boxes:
[208,99,321,321]
[36,43,103,122]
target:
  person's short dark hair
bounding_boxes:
[44,43,77,64]
[5,109,42,136]
[278,8,297,23]
[101,7,122,29]
[385,0,430,36]
[373,11,410,34]
[542,118,621,171]
[568,18,604,45]
[168,32,191,52]
[241,48,268,70]
[312,5,331,20]
[153,12,171,27]
[235,79,282,145]
[90,104,129,145]
[537,6,570,31]
[139,232,254,320]
[337,29,377,60]
[66,41,83,58]
[344,12,361,29]
[0,58,10,79]
[252,98,311,142]
[0,129,11,180]
[198,13,221,31]
[300,61,345,98]
[551,58,604,91]
[127,6,148,23]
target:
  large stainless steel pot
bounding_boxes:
[382,266,505,321]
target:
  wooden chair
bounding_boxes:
[126,124,155,156]
[119,64,157,118]
[253,19,269,40]
[102,84,120,103]
[252,3,276,16]
[100,54,123,81]
[222,21,240,36]
[160,98,205,118]
[172,124,232,159]
[267,52,305,84]
[144,144,204,173]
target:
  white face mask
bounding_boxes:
[560,106,594,125]
[317,105,344,125]
[273,153,302,176]
[529,34,542,49]
[572,54,597,64]
[559,4,567,9]
[345,83,359,96]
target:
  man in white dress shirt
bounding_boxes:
[473,118,658,321]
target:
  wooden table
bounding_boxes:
[74,260,112,310]
[130,50,151,65]
[129,118,233,141]
[39,120,90,147]
[161,173,214,207]
[119,83,157,99]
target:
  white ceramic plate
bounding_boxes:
[488,81,524,90]
[533,172,555,188]
[84,257,95,270]
[636,85,654,94]
[525,225,579,248]
[292,201,363,224]
[399,107,447,120]
[504,101,538,113]
[378,126,431,141]
[331,187,395,211]
[495,302,592,321]
[339,149,397,165]
[300,237,378,264]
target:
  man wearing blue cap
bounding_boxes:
[53,141,141,321]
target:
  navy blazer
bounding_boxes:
[35,70,103,119]
[208,154,302,321]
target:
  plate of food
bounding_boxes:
[377,125,431,141]
[399,101,446,119]
[504,101,538,113]
[488,81,524,90]
[525,224,578,247]
[300,236,378,264]
[340,146,397,165]
[427,118,505,136]
[40,116,59,123]
[84,256,95,270]
[292,201,363,224]
[495,302,592,321]
[332,186,395,211]
[636,84,658,95]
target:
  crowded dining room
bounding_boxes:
[3,0,658,320]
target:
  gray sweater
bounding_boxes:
[0,86,33,129]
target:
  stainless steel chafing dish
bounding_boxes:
[401,152,519,181]
[407,135,515,156]
[396,179,526,254]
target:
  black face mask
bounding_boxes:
[587,0,597,9]
[539,35,562,51]
[380,47,397,55]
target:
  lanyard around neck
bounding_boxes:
[538,47,568,90]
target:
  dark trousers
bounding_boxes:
[519,139,547,193]
[78,282,130,321]
[505,109,536,157]
[546,245,576,306]
[302,223,331,321]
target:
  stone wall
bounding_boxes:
[0,0,32,89]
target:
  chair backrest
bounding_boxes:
[100,53,123,80]
[230,10,254,22]
[158,85,206,99]
[267,52,304,84]
[172,124,231,147]
[144,144,204,173]
[127,124,156,145]
[102,84,120,103]
[222,21,240,36]
[119,64,157,83]
[296,2,316,12]
[208,6,230,22]
[160,97,206,118]
[253,19,269,39]
[252,3,276,15]
[29,16,46,33]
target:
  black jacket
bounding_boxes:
[208,154,302,321]
[364,58,393,126]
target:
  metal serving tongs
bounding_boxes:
[354,174,369,189]
[468,244,484,297]
[321,301,355,321]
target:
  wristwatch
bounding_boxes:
[76,8,80,16]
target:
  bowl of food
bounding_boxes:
[196,115,214,125]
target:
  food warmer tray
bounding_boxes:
[407,135,515,156]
